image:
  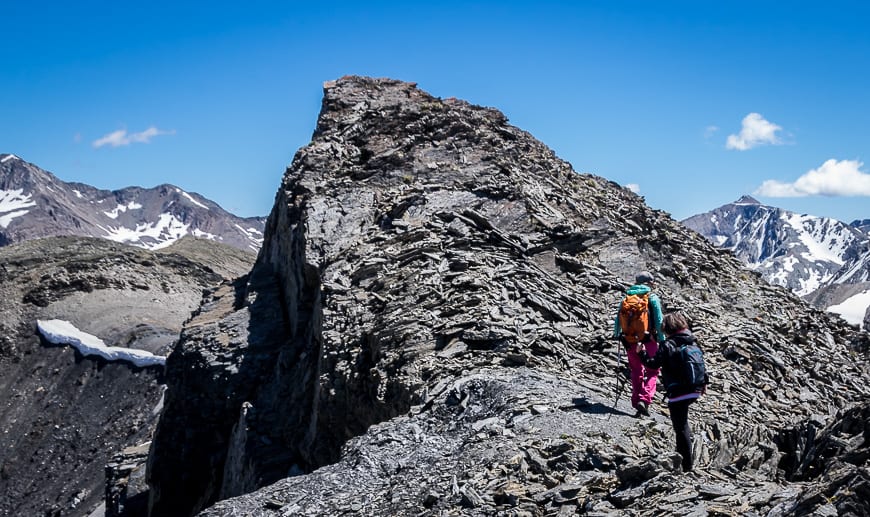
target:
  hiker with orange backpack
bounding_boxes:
[612,272,664,417]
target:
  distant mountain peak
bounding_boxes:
[734,195,761,205]
[684,198,870,326]
[0,155,265,252]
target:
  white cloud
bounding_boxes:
[726,113,783,151]
[626,183,640,194]
[754,159,870,197]
[92,126,175,148]
[704,125,719,139]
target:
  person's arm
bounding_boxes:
[613,310,622,339]
[637,340,668,368]
[649,293,665,342]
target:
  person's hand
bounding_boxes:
[636,343,644,354]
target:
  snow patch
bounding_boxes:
[0,209,30,228]
[103,200,144,219]
[0,188,37,227]
[0,188,37,212]
[796,269,829,296]
[766,256,800,286]
[835,248,870,284]
[234,223,264,239]
[72,189,84,199]
[827,290,870,326]
[37,319,165,367]
[233,223,264,250]
[176,188,209,210]
[103,212,190,250]
[784,213,851,265]
[781,256,799,274]
[192,228,219,240]
[0,154,18,163]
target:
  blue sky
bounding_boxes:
[3,1,870,223]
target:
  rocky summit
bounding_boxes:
[145,77,870,516]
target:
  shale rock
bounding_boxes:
[106,442,151,517]
[147,77,870,516]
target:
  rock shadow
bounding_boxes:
[569,396,634,417]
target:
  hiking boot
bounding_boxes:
[636,401,650,417]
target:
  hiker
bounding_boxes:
[613,271,664,417]
[637,311,707,472]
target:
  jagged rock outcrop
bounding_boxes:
[0,236,255,517]
[775,400,870,515]
[147,77,870,516]
[106,442,151,517]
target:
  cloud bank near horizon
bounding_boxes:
[755,159,870,197]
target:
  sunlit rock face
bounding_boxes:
[147,77,870,517]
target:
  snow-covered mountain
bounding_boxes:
[0,153,264,252]
[683,195,870,329]
[851,218,870,235]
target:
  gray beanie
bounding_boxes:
[635,271,655,284]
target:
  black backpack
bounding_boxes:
[668,338,709,391]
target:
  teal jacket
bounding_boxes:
[613,284,665,343]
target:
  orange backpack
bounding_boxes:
[618,293,650,345]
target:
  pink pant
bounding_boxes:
[626,340,659,408]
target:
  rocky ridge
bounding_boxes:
[146,77,870,516]
[0,236,255,516]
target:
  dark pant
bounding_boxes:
[668,399,694,472]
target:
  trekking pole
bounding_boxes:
[608,338,627,419]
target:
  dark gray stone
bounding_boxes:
[137,77,870,517]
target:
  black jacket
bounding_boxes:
[638,330,705,399]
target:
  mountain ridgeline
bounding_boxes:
[143,77,870,516]
[683,195,870,331]
[0,154,265,252]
